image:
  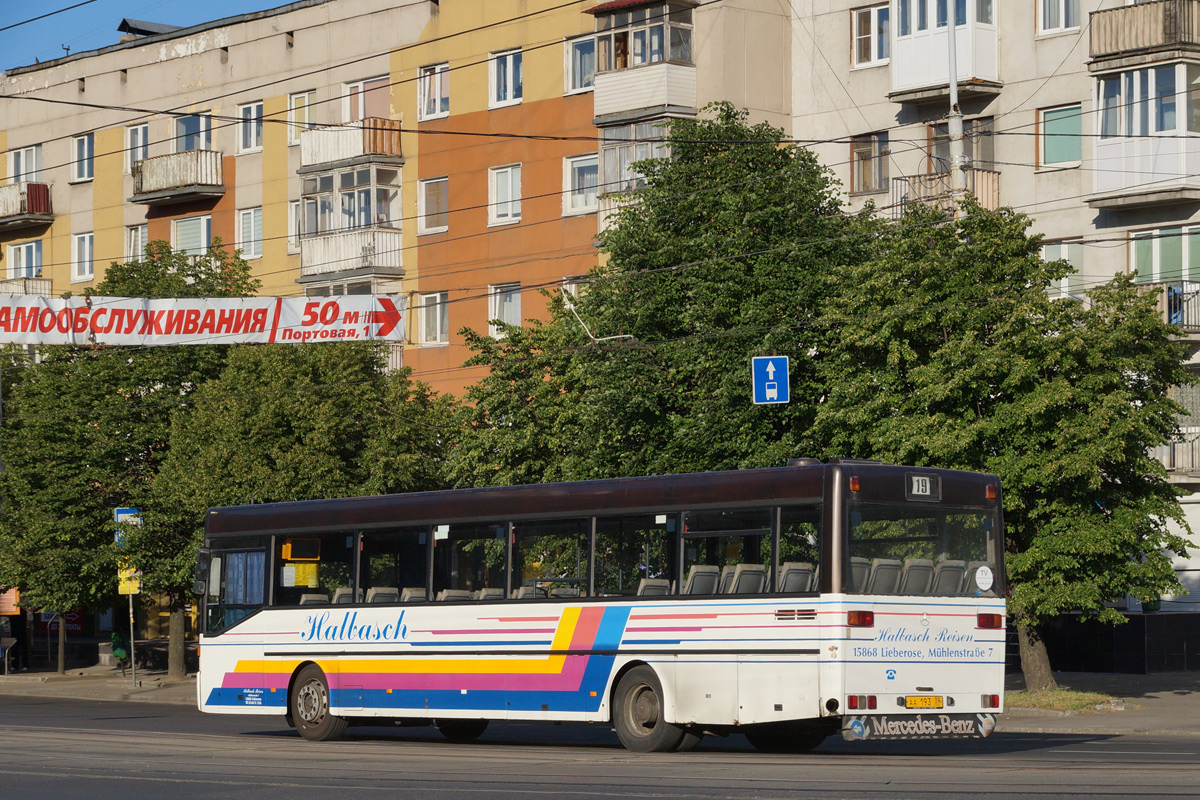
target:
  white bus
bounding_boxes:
[193,459,1006,751]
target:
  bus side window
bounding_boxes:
[595,514,676,597]
[513,518,589,598]
[776,505,821,593]
[275,531,354,607]
[361,527,428,603]
[204,544,267,634]
[682,508,772,595]
[431,523,506,598]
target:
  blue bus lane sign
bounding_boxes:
[752,356,789,405]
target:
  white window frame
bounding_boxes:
[238,207,263,259]
[72,232,95,282]
[11,145,42,183]
[563,154,599,215]
[565,35,596,94]
[174,215,213,257]
[344,76,390,122]
[850,132,889,193]
[489,49,523,109]
[488,282,521,338]
[418,63,450,121]
[1043,240,1085,302]
[175,113,212,153]
[238,102,264,153]
[1097,64,1184,139]
[1038,103,1083,168]
[418,177,450,234]
[852,4,890,68]
[7,240,42,279]
[1038,0,1080,35]
[488,164,522,225]
[288,91,316,145]
[126,124,149,173]
[1129,225,1200,285]
[601,121,669,195]
[72,134,95,182]
[289,200,302,251]
[127,224,149,261]
[419,291,450,345]
[562,274,589,297]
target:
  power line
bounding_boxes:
[0,0,98,35]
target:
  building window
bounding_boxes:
[420,291,449,345]
[11,145,42,183]
[127,224,148,260]
[488,164,522,225]
[239,102,264,152]
[176,113,211,152]
[345,76,390,122]
[72,134,94,182]
[490,49,523,108]
[564,154,599,214]
[289,200,301,251]
[488,282,521,337]
[897,0,932,35]
[935,0,968,27]
[853,5,890,68]
[1098,65,1191,138]
[1039,104,1082,166]
[1043,240,1085,302]
[595,3,693,71]
[127,124,149,173]
[1039,0,1079,34]
[418,177,449,234]
[850,132,889,193]
[418,64,450,120]
[288,91,316,144]
[562,274,590,297]
[7,241,42,279]
[72,232,94,281]
[601,122,668,194]
[238,208,263,259]
[566,35,596,93]
[929,117,993,171]
[1131,227,1200,288]
[174,215,212,257]
[301,165,401,235]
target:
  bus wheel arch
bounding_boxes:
[289,662,348,742]
[610,662,690,752]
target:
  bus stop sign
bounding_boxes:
[751,356,789,405]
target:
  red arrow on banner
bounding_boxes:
[375,298,402,337]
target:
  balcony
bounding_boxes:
[1152,429,1200,479]
[299,118,403,171]
[0,276,51,296]
[1089,0,1200,70]
[0,182,53,231]
[129,150,225,205]
[299,227,403,280]
[890,168,1000,218]
[889,10,999,105]
[1145,281,1200,336]
[593,62,697,123]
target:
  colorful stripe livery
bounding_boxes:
[205,605,631,712]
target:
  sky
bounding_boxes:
[1,0,273,72]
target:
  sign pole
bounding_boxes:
[129,594,136,687]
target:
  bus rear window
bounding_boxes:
[846,503,1002,597]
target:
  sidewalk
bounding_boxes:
[0,662,196,705]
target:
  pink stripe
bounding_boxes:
[415,628,556,635]
[477,616,559,622]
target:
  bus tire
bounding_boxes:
[291,664,348,742]
[613,665,685,753]
[744,723,826,753]
[435,718,489,742]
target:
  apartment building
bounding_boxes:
[793,0,1200,664]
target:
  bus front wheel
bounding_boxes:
[291,664,348,742]
[613,665,686,752]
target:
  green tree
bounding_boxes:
[452,103,876,485]
[135,342,455,645]
[810,204,1193,689]
[0,241,258,675]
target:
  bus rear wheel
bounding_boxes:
[614,665,686,752]
[744,722,827,753]
[291,664,348,742]
[435,718,489,742]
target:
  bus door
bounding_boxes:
[198,542,269,711]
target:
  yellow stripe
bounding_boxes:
[233,606,582,676]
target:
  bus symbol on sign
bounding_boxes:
[752,357,789,405]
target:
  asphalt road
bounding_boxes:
[3,696,1199,799]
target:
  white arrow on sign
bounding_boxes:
[766,361,776,379]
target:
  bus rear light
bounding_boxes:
[986,484,997,499]
[867,695,877,710]
[981,694,1000,709]
[977,613,1003,629]
[847,695,876,710]
[847,610,874,627]
[849,476,861,491]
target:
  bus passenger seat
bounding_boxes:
[366,587,399,604]
[474,588,505,600]
[962,561,994,595]
[550,586,581,598]
[436,589,473,602]
[729,564,767,594]
[718,565,737,594]
[299,593,329,606]
[510,586,542,599]
[399,587,427,603]
[636,578,671,596]
[778,562,815,593]
[897,559,935,595]
[931,559,967,595]
[850,557,871,592]
[865,558,903,594]
[332,587,362,604]
[681,565,720,595]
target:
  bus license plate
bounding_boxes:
[905,695,943,709]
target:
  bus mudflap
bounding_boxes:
[842,713,997,741]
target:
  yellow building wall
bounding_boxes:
[259,94,299,297]
[92,128,125,285]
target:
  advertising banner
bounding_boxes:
[0,295,405,347]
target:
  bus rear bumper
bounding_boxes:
[842,712,997,741]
